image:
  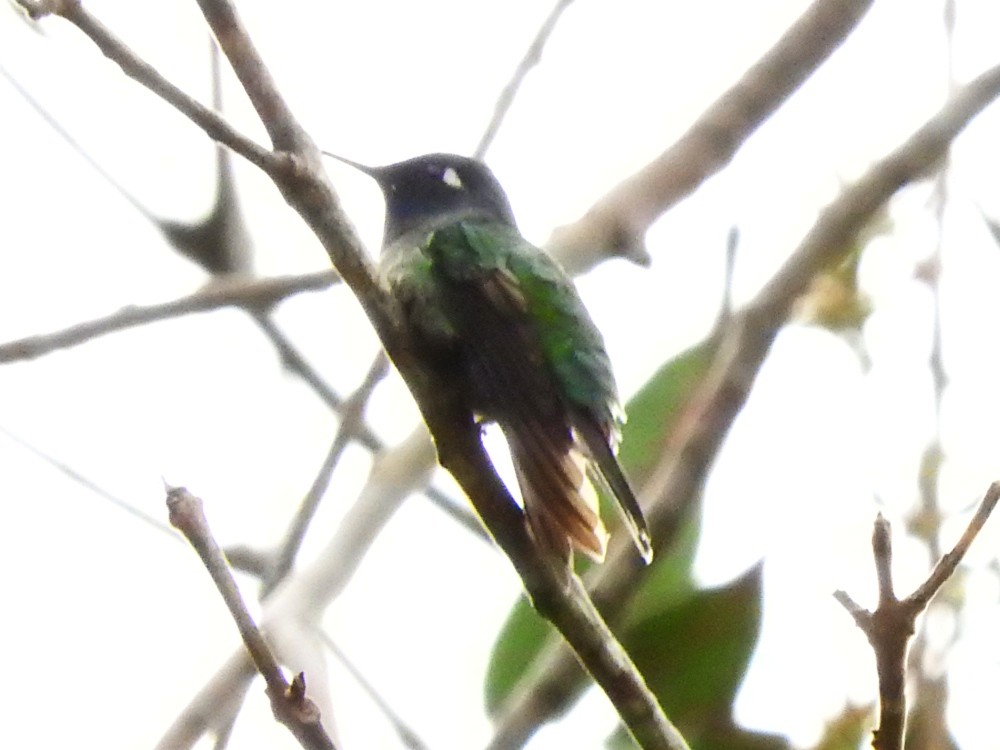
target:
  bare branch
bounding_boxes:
[0,271,338,364]
[910,483,1000,609]
[473,0,576,160]
[834,483,1000,750]
[548,0,876,272]
[166,486,338,750]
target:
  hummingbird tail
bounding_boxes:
[507,430,608,564]
[573,417,653,563]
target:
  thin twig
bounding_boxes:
[0,58,153,221]
[424,479,491,540]
[719,225,739,325]
[242,326,486,540]
[249,314,349,410]
[911,484,1000,608]
[319,632,431,750]
[548,0,876,273]
[833,482,1000,750]
[0,271,338,364]
[0,424,176,538]
[473,0,575,160]
[261,353,389,597]
[166,485,338,750]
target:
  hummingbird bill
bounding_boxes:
[330,152,652,565]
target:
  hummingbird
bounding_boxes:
[329,152,652,565]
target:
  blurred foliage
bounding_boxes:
[980,210,1000,251]
[905,674,960,750]
[810,703,874,750]
[792,243,870,332]
[793,207,892,333]
[622,564,762,729]
[615,341,717,488]
[485,582,561,715]
[607,564,786,750]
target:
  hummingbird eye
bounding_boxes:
[441,166,463,190]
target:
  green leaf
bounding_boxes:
[793,208,891,333]
[618,563,764,743]
[607,722,788,750]
[812,703,874,750]
[620,499,700,625]
[484,342,714,715]
[483,596,554,715]
[696,725,789,750]
[616,340,715,488]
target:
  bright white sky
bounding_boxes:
[3,1,1000,749]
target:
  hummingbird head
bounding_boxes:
[326,152,517,244]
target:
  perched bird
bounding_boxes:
[330,152,651,564]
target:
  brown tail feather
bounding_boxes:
[508,429,608,562]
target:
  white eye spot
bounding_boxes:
[442,167,463,189]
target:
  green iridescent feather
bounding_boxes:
[383,219,622,440]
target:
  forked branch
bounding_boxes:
[834,483,1000,750]
[167,486,338,750]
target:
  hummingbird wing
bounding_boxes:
[424,220,650,562]
[427,229,606,559]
